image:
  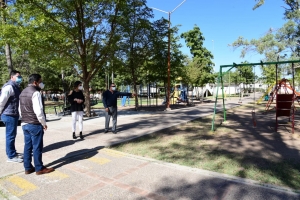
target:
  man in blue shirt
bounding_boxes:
[102,83,132,134]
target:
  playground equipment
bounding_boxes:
[211,60,300,133]
[265,78,299,133]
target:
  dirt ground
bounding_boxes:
[213,102,300,164]
[122,101,300,164]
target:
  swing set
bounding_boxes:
[211,60,300,133]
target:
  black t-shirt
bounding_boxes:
[68,90,85,112]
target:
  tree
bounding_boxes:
[231,1,300,85]
[1,0,123,116]
[0,0,13,74]
[181,25,215,88]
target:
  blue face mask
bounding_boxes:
[15,77,22,85]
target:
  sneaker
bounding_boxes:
[17,153,23,159]
[7,156,23,163]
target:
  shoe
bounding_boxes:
[17,153,23,159]
[113,131,117,134]
[7,156,23,163]
[104,129,108,133]
[79,131,84,139]
[25,167,35,175]
[36,167,54,175]
[73,132,77,139]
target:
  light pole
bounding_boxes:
[151,0,186,110]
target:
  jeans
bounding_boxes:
[22,124,44,172]
[1,114,19,159]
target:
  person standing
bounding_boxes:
[68,81,85,139]
[102,83,133,134]
[19,74,54,175]
[0,70,23,163]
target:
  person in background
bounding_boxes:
[19,74,54,175]
[102,83,133,134]
[68,81,85,139]
[0,70,23,163]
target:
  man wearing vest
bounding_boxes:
[0,70,23,163]
[19,74,54,175]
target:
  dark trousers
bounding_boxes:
[105,106,117,131]
[22,124,44,172]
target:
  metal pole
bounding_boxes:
[166,12,171,110]
[211,68,222,131]
[229,71,231,98]
[150,0,186,111]
[292,62,295,133]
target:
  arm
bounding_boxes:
[67,91,75,104]
[81,91,85,104]
[32,91,47,128]
[0,85,14,114]
[102,91,108,108]
[118,92,132,97]
[18,101,22,118]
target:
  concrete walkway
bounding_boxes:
[0,96,299,200]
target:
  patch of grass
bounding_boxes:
[0,189,9,200]
[111,110,300,190]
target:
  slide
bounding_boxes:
[284,84,300,96]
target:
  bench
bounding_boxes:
[53,105,71,116]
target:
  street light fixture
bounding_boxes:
[151,0,186,110]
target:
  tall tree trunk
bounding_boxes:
[5,43,13,74]
[1,0,13,73]
[83,79,91,117]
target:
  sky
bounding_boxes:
[146,0,287,73]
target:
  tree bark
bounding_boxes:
[1,1,13,73]
[83,80,91,117]
[5,43,13,74]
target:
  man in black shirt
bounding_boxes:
[102,83,132,134]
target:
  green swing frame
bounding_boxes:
[211,60,300,131]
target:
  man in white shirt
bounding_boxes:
[19,74,54,175]
[0,70,23,163]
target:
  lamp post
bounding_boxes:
[151,0,186,110]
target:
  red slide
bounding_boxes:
[285,84,300,96]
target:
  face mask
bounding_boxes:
[112,87,116,91]
[15,77,22,85]
[78,86,83,90]
[39,82,45,89]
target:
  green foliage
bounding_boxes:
[181,25,214,86]
[231,1,300,86]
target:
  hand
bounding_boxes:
[77,99,83,104]
[105,108,109,112]
[43,125,47,130]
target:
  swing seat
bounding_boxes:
[252,111,257,127]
